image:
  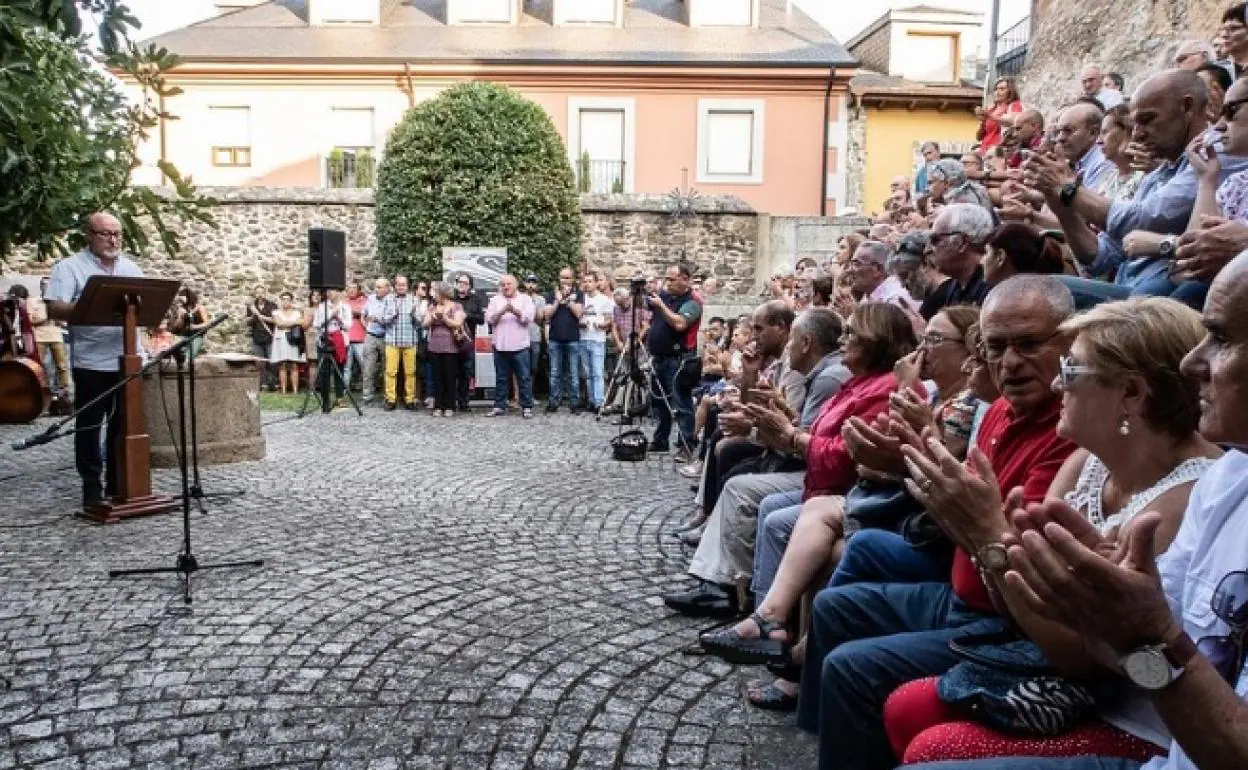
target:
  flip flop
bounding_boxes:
[699,611,789,665]
[746,680,798,712]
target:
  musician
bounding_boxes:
[3,285,38,361]
[45,212,145,509]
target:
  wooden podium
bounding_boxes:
[71,276,181,524]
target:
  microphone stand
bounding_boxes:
[185,332,244,514]
[108,320,263,607]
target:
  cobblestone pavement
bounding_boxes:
[0,409,816,769]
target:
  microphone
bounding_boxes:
[12,430,57,452]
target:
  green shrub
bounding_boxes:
[375,82,582,283]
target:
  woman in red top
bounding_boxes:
[700,302,920,709]
[976,77,1023,154]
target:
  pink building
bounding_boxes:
[125,0,856,215]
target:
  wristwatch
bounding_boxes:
[1159,236,1178,259]
[1120,632,1199,690]
[973,542,1010,573]
[1059,177,1081,207]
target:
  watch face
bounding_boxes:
[1122,649,1173,690]
[979,543,1009,571]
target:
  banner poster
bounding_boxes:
[441,247,508,392]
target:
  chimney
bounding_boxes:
[308,0,383,25]
[214,0,265,14]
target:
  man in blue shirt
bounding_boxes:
[360,277,389,404]
[1027,69,1248,309]
[44,212,146,508]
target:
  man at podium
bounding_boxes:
[44,212,146,508]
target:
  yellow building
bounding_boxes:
[843,5,987,215]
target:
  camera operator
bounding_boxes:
[645,262,702,459]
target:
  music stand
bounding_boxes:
[70,276,181,524]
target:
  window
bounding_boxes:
[568,98,635,194]
[689,0,753,27]
[555,0,617,24]
[901,33,958,83]
[697,99,765,184]
[209,106,251,167]
[330,107,375,151]
[326,108,376,188]
[447,0,513,24]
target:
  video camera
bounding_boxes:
[629,276,648,297]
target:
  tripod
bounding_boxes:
[601,287,673,431]
[299,295,362,418]
[108,322,263,607]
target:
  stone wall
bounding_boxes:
[760,215,870,279]
[1019,0,1225,115]
[3,189,771,351]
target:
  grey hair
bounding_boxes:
[792,307,844,353]
[928,158,967,186]
[941,203,996,245]
[920,140,940,153]
[856,240,892,266]
[431,280,453,298]
[1177,40,1216,60]
[983,274,1076,322]
[613,287,630,300]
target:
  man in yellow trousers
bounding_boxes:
[379,275,422,411]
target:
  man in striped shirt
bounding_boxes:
[380,275,421,411]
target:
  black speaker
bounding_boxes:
[308,228,346,290]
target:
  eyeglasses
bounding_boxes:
[929,231,960,247]
[1197,570,1248,686]
[455,279,470,285]
[1056,355,1097,390]
[90,229,123,239]
[921,332,963,348]
[980,331,1059,363]
[1224,98,1248,122]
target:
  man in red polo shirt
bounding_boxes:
[796,275,1077,770]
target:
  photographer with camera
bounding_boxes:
[646,262,702,460]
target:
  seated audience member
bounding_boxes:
[976,77,1024,155]
[850,240,920,311]
[1093,105,1147,202]
[930,159,994,211]
[700,306,978,711]
[1173,39,1216,71]
[1081,63,1124,110]
[1006,109,1046,169]
[887,232,933,306]
[811,277,835,307]
[901,251,1248,770]
[887,297,1220,766]
[1103,72,1125,94]
[1028,69,1248,310]
[921,204,994,318]
[1191,74,1248,225]
[1196,62,1233,123]
[797,275,1079,770]
[665,308,850,612]
[983,223,1068,285]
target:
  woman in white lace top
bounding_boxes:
[1047,297,1222,548]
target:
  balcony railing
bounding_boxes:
[995,16,1031,77]
[574,157,627,194]
[325,148,376,189]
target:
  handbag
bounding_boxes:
[453,326,474,354]
[937,621,1114,737]
[841,480,923,537]
[285,324,303,348]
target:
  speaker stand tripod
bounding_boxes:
[299,297,362,418]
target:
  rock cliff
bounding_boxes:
[1019,0,1228,114]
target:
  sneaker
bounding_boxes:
[384,402,397,411]
[570,406,582,415]
[442,409,453,418]
[489,408,505,417]
[522,408,533,419]
[677,461,704,478]
[673,447,695,465]
[405,402,418,411]
[649,441,670,453]
[425,397,434,409]
[545,403,559,414]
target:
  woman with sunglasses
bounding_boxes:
[1189,77,1248,226]
[885,297,1221,766]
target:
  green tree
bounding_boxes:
[0,0,215,261]
[375,82,582,283]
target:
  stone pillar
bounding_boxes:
[143,355,266,468]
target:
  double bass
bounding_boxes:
[0,296,49,424]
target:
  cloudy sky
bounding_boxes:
[119,0,1031,46]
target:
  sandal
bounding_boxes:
[699,611,789,665]
[766,659,802,681]
[746,680,798,712]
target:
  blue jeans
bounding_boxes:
[547,340,581,408]
[580,339,606,408]
[830,530,951,587]
[751,489,805,606]
[908,759,1143,770]
[493,348,533,410]
[1059,275,1209,311]
[343,341,364,389]
[797,582,997,770]
[651,354,695,449]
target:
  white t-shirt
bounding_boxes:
[580,292,614,343]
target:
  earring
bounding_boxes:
[1119,416,1130,436]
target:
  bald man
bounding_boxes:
[1029,70,1248,309]
[1080,63,1123,109]
[45,212,147,509]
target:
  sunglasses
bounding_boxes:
[1056,355,1096,390]
[1198,570,1248,685]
